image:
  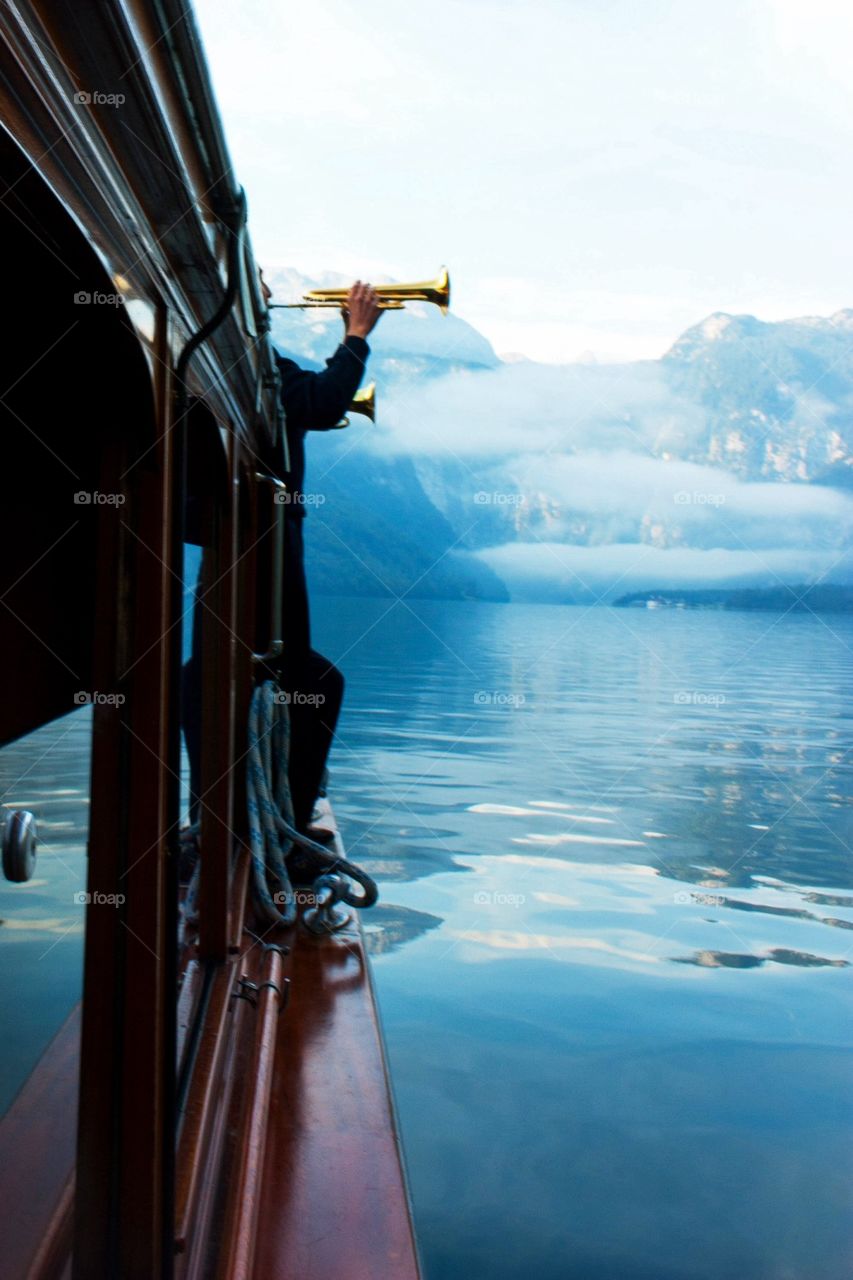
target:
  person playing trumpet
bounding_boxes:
[181,278,380,875]
[261,274,382,853]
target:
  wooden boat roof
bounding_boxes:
[1,0,279,450]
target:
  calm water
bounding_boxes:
[1,600,851,1278]
[316,598,853,1280]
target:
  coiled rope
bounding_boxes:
[247,680,378,928]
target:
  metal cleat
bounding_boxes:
[303,873,352,935]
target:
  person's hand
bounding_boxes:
[343,281,382,339]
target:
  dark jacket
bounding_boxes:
[273,334,370,658]
[274,335,369,516]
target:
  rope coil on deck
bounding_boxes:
[247,680,378,929]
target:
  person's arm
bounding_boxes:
[276,337,369,432]
[276,282,382,432]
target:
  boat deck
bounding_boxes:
[0,808,420,1279]
[254,904,420,1279]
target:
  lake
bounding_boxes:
[1,598,851,1279]
[317,597,853,1280]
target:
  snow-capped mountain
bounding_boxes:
[265,275,853,604]
[662,309,853,487]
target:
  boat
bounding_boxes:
[0,2,421,1275]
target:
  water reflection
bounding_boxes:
[315,598,853,1280]
[362,904,443,956]
[674,948,850,969]
[712,893,853,930]
[0,706,90,1115]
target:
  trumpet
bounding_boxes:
[350,382,376,421]
[273,268,451,315]
[333,382,376,430]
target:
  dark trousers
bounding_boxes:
[279,650,344,832]
[182,529,344,833]
[279,517,344,831]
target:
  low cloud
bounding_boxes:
[476,542,852,602]
[502,451,852,550]
[372,355,851,593]
[378,360,702,458]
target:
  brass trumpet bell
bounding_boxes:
[333,382,376,430]
[350,382,376,422]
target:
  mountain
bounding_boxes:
[264,271,853,606]
[661,309,853,485]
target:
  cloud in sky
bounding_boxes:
[194,0,853,362]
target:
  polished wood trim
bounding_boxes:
[178,963,255,1280]
[252,917,421,1279]
[198,431,239,962]
[0,1007,79,1279]
[229,847,252,955]
[215,946,284,1280]
[177,958,204,1074]
[251,810,421,1280]
[175,962,237,1252]
[74,315,178,1279]
[26,1175,74,1280]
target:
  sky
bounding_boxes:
[193,0,853,363]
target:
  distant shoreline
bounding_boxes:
[613,584,853,612]
[313,584,853,611]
